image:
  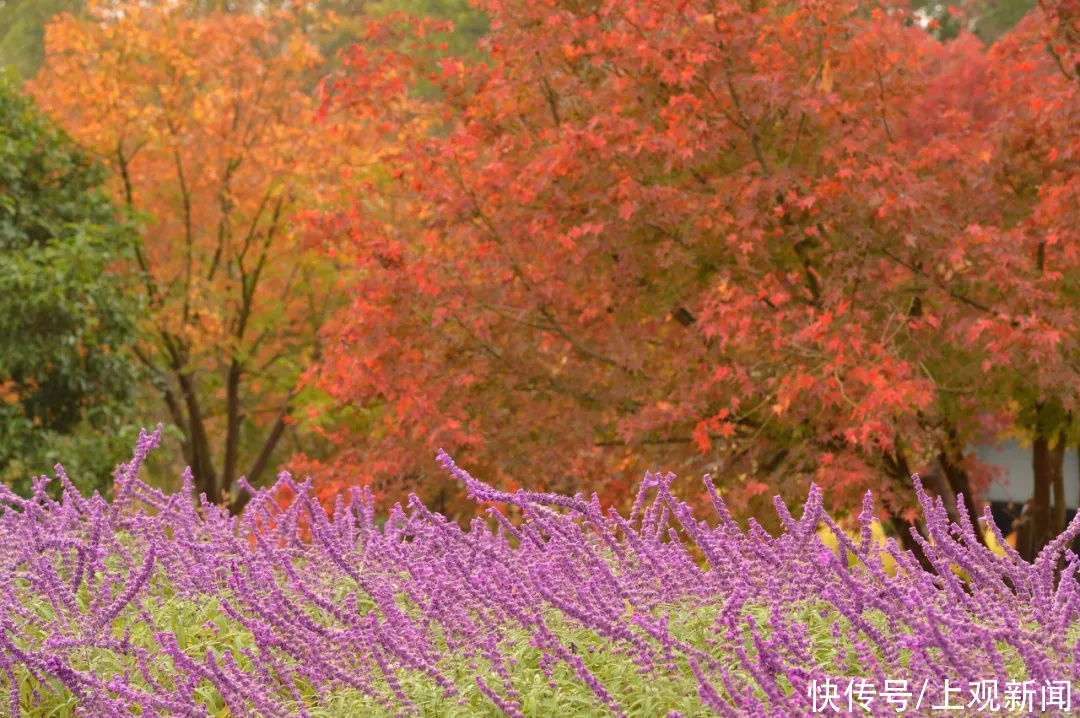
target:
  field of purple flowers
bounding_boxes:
[1,426,1079,716]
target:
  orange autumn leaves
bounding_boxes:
[33,2,328,353]
[28,1,391,506]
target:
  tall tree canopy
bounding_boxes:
[295,0,1080,567]
[0,70,142,496]
[30,0,373,511]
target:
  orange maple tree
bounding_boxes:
[29,0,371,511]
[292,0,1080,567]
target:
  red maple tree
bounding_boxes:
[297,0,1080,563]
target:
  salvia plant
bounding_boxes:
[1,426,1079,717]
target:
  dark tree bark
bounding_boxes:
[1017,422,1065,563]
[882,446,938,577]
[226,393,296,516]
[936,427,988,549]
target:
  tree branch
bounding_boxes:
[228,390,297,515]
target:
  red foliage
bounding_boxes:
[295,0,1080,529]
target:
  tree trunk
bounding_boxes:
[891,512,938,577]
[1053,445,1066,543]
[882,446,938,576]
[936,441,988,549]
[222,360,243,504]
[176,370,218,502]
[225,394,295,516]
[1017,426,1065,563]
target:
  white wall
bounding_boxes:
[969,439,1080,508]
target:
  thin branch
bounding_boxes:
[833,369,860,410]
[171,147,195,325]
[537,63,562,127]
[229,390,298,515]
[207,156,242,283]
[1044,41,1076,82]
[917,359,972,395]
[787,112,806,167]
[237,195,286,340]
[594,437,694,447]
[876,245,996,315]
[537,305,636,374]
[873,62,894,144]
[237,185,278,268]
[724,71,771,177]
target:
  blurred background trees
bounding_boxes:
[0,0,487,81]
[0,0,83,80]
